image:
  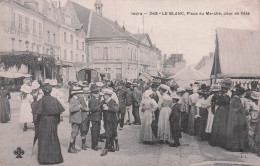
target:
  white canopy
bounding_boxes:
[170,66,209,87]
[0,70,31,78]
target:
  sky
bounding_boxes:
[59,0,260,65]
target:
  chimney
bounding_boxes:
[122,26,125,32]
[53,1,58,8]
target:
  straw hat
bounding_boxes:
[71,87,84,95]
[103,89,113,95]
[170,93,181,100]
[20,84,32,93]
[49,79,58,86]
[96,82,104,87]
[31,80,40,90]
[210,84,221,92]
[83,87,91,94]
[220,78,232,89]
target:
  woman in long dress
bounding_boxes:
[195,90,209,140]
[33,83,64,164]
[20,84,33,131]
[205,85,221,136]
[0,85,11,123]
[188,88,199,136]
[209,79,231,148]
[157,93,172,143]
[225,87,249,152]
[139,90,158,144]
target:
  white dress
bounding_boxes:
[20,94,33,123]
[157,94,172,141]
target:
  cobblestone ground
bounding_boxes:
[0,88,260,166]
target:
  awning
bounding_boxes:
[0,71,31,78]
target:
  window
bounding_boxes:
[47,31,50,41]
[25,17,29,33]
[33,20,36,35]
[18,15,22,30]
[64,32,66,42]
[19,40,22,50]
[11,12,15,28]
[53,33,56,44]
[86,55,89,62]
[82,55,84,62]
[82,42,84,50]
[42,46,45,54]
[36,45,40,53]
[76,54,78,62]
[46,49,49,55]
[76,40,79,49]
[70,34,73,43]
[71,52,73,61]
[115,47,121,59]
[94,47,100,59]
[11,38,15,50]
[103,47,108,59]
[39,23,42,36]
[64,49,67,60]
[31,43,35,52]
[71,51,73,61]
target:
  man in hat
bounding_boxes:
[169,93,182,147]
[100,89,119,156]
[88,84,102,151]
[115,82,127,130]
[124,82,134,125]
[77,87,91,150]
[68,87,84,153]
[132,83,142,125]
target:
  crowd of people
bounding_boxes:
[0,77,260,165]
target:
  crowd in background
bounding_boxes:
[0,77,260,165]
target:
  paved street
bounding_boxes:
[0,88,260,166]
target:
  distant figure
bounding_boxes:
[0,85,11,123]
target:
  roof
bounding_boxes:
[171,66,208,81]
[70,1,91,34]
[71,1,138,40]
[211,28,260,78]
[133,33,153,47]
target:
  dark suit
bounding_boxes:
[116,89,126,128]
[101,99,119,149]
[169,103,182,144]
[133,89,142,124]
[88,95,102,148]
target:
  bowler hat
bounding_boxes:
[41,83,52,92]
[220,78,232,89]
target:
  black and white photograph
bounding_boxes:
[0,0,260,165]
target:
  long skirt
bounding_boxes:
[198,108,209,140]
[209,105,229,148]
[254,120,260,156]
[188,104,197,135]
[157,106,171,141]
[140,110,156,142]
[225,110,248,152]
[205,107,215,133]
[38,114,63,164]
[20,102,33,123]
[0,98,10,123]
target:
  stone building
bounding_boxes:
[71,0,161,80]
[163,54,186,76]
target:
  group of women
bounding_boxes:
[138,78,260,157]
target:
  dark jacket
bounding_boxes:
[133,89,142,107]
[101,99,119,123]
[125,89,133,106]
[69,96,82,124]
[116,89,126,107]
[88,95,102,122]
[169,103,181,138]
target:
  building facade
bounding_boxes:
[0,0,88,84]
[163,54,186,76]
[71,0,161,80]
